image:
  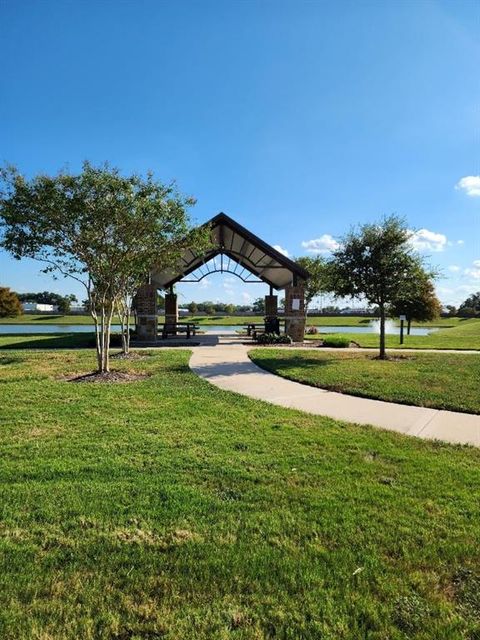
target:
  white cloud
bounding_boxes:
[199,277,211,289]
[457,240,465,245]
[464,259,480,280]
[223,279,235,292]
[302,234,340,254]
[408,228,447,252]
[455,175,480,197]
[448,265,461,272]
[241,292,252,302]
[273,244,289,257]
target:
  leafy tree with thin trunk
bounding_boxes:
[329,215,435,359]
[458,292,480,318]
[294,255,332,314]
[252,297,265,314]
[389,270,442,334]
[0,162,209,372]
[0,287,22,317]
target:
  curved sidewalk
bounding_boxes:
[189,336,480,447]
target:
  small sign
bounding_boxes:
[399,315,407,321]
[292,298,301,311]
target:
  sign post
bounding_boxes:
[399,315,406,344]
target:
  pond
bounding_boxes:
[0,322,437,336]
[200,324,436,336]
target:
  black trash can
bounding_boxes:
[264,316,280,335]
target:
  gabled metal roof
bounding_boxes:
[151,212,309,290]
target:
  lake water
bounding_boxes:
[0,323,436,336]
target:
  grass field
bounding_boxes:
[0,347,480,639]
[250,349,480,414]
[305,319,480,351]
[0,313,464,328]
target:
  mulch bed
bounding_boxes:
[64,371,150,384]
[110,351,149,361]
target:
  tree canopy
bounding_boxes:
[0,287,22,318]
[458,292,480,318]
[294,255,332,312]
[388,268,442,332]
[0,162,209,372]
[329,215,436,358]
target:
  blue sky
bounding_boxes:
[1,0,479,308]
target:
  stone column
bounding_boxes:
[164,292,178,329]
[284,282,306,342]
[134,283,157,342]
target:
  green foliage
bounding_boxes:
[255,332,293,345]
[329,215,436,358]
[458,292,480,318]
[0,162,208,371]
[389,269,442,329]
[252,297,265,314]
[321,335,350,348]
[0,286,22,317]
[295,255,332,311]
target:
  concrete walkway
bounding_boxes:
[189,335,480,447]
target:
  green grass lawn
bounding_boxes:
[305,319,480,351]
[1,347,480,638]
[250,349,480,414]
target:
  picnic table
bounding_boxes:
[245,319,284,339]
[159,322,199,339]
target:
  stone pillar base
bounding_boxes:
[285,317,306,342]
[134,284,157,341]
[164,293,178,331]
[284,284,306,342]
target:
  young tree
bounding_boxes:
[57,294,77,314]
[329,215,435,359]
[294,255,331,313]
[252,297,265,314]
[0,287,22,317]
[389,271,442,334]
[458,292,480,318]
[0,162,208,372]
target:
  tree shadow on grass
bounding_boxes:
[29,315,67,322]
[0,333,95,350]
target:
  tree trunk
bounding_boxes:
[125,307,130,355]
[407,318,411,335]
[379,304,387,359]
[92,315,102,372]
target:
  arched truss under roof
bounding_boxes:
[151,212,309,290]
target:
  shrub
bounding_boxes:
[321,335,350,348]
[0,287,22,318]
[255,333,293,345]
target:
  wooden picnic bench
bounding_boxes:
[245,319,284,339]
[160,322,199,339]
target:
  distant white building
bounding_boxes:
[22,302,58,312]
